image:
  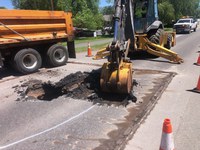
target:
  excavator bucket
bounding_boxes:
[100,61,133,94]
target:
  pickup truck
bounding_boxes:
[173,18,197,34]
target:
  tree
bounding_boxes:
[12,0,60,10]
[169,0,200,20]
[195,7,200,18]
[73,8,103,29]
[65,0,103,29]
[158,0,175,25]
[0,6,6,9]
[100,6,114,15]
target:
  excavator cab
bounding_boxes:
[134,0,150,33]
[133,0,158,33]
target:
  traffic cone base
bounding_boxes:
[160,132,174,150]
[160,118,175,150]
[194,54,200,66]
[192,76,200,93]
[192,88,200,93]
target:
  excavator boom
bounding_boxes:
[99,0,133,94]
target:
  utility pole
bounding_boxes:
[51,0,54,11]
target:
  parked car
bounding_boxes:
[173,18,197,34]
[74,27,95,37]
[102,26,114,35]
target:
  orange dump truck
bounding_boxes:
[0,9,76,74]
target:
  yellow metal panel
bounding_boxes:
[0,24,66,32]
[0,9,66,19]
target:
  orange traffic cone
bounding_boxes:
[192,76,200,93]
[160,118,174,150]
[87,42,92,57]
[194,54,200,66]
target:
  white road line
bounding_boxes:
[0,105,95,150]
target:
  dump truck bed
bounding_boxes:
[0,9,74,47]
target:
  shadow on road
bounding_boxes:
[128,51,172,64]
[0,67,21,79]
[128,51,158,60]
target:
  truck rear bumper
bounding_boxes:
[67,41,76,58]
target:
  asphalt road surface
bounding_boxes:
[0,30,200,150]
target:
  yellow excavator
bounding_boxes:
[95,0,183,94]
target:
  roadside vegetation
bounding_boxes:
[11,0,104,30]
[158,0,200,26]
[75,43,108,53]
[10,0,200,29]
[106,0,200,27]
[75,36,112,44]
[61,36,111,52]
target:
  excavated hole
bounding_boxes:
[14,70,137,106]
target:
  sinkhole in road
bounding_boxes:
[15,70,137,106]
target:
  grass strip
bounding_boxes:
[75,37,111,44]
[164,28,173,32]
[75,43,108,53]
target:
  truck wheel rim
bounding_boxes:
[53,48,65,62]
[22,54,37,69]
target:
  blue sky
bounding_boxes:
[0,0,13,9]
[0,0,111,9]
[100,0,112,7]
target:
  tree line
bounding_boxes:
[158,0,200,25]
[104,0,200,25]
[10,0,200,29]
[11,0,103,30]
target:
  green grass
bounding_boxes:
[164,28,173,32]
[75,35,112,44]
[75,43,108,53]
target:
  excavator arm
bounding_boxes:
[99,0,133,94]
[94,35,183,64]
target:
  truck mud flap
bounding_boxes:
[67,41,76,58]
[0,52,3,67]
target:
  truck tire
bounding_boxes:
[0,52,3,67]
[164,34,172,49]
[188,28,191,34]
[46,44,69,67]
[148,29,164,58]
[13,48,42,74]
[194,27,197,32]
[149,29,164,45]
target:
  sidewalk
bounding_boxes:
[125,38,200,150]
